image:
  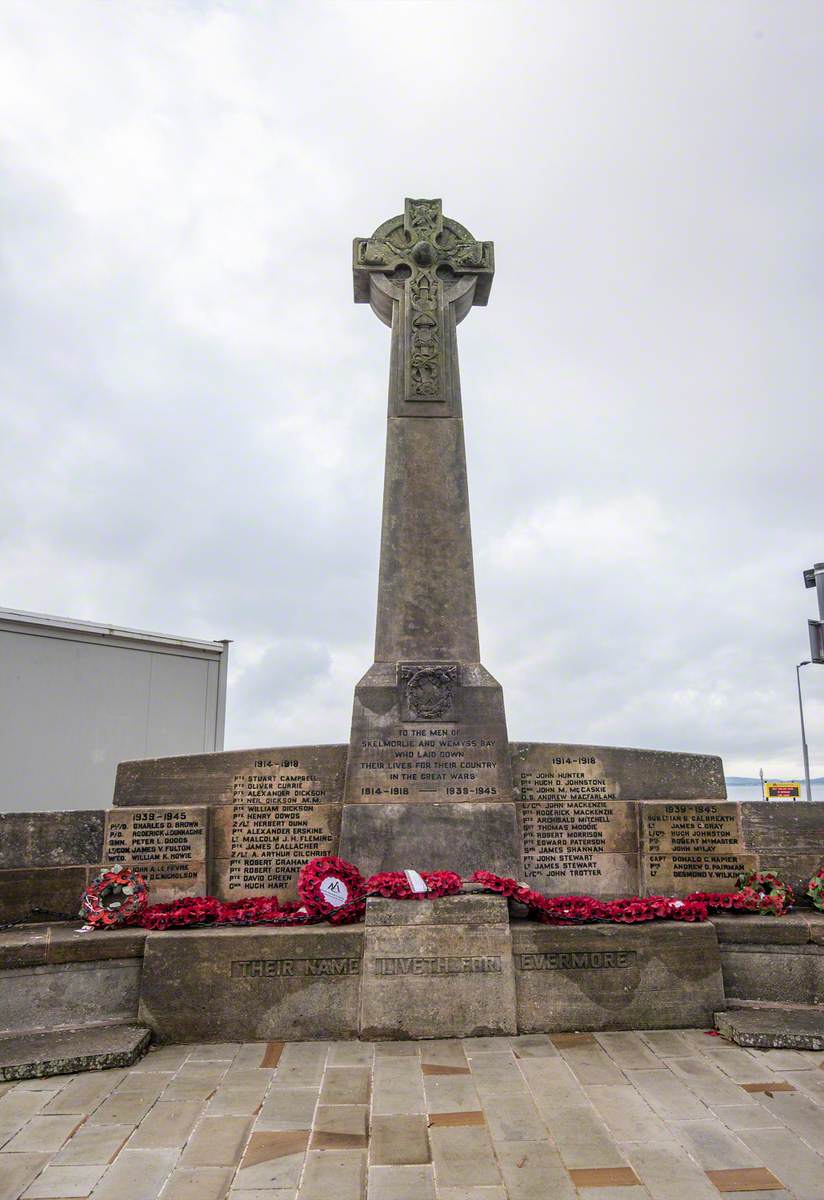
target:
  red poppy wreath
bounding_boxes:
[297,855,365,922]
[80,865,149,928]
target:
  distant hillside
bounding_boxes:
[725,776,824,786]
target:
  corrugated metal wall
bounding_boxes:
[0,610,228,812]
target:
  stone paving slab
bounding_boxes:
[0,1032,822,1198]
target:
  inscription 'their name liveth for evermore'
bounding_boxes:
[370,956,502,976]
[515,950,637,971]
[232,958,360,978]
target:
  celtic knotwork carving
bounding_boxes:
[407,199,440,233]
[353,199,493,406]
[399,664,459,720]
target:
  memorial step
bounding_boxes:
[715,1005,824,1051]
[0,1022,151,1081]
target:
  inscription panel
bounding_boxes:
[511,742,726,802]
[516,750,637,895]
[640,802,753,894]
[641,803,744,855]
[518,752,620,805]
[354,725,505,801]
[213,759,340,900]
[103,807,207,901]
[520,795,638,896]
[345,664,513,807]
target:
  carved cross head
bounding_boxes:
[353,199,493,409]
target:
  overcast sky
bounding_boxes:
[1,1,822,778]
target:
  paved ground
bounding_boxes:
[0,1030,823,1199]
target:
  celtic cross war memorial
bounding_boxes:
[1,199,823,1059]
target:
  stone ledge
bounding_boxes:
[365,894,508,927]
[711,912,823,945]
[0,923,148,970]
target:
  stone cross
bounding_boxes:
[354,198,493,412]
[341,200,516,874]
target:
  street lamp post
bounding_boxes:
[796,661,813,804]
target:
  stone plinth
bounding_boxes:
[359,894,517,1040]
[512,921,724,1032]
[113,744,347,809]
[712,912,824,1006]
[511,743,727,898]
[139,925,363,1043]
[340,800,520,879]
[340,663,519,877]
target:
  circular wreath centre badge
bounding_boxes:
[319,877,349,908]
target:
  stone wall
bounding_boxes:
[0,811,104,923]
[712,911,824,1005]
[2,744,821,917]
[511,744,823,898]
[113,745,346,903]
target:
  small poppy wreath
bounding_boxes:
[297,855,365,922]
[80,865,149,928]
[364,870,462,900]
[805,866,824,912]
[735,869,794,915]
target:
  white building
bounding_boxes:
[0,607,228,812]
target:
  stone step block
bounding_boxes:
[0,1024,150,1082]
[715,1007,824,1051]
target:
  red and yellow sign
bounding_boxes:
[764,781,802,800]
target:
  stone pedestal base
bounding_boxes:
[359,895,517,1040]
[139,925,363,1044]
[0,910,758,1047]
[339,800,521,878]
[512,920,724,1032]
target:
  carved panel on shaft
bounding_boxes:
[398,663,460,721]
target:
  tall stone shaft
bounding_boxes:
[375,360,479,663]
[353,198,492,661]
[339,199,520,878]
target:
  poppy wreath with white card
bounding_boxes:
[80,865,149,928]
[296,855,366,922]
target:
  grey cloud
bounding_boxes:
[0,0,822,779]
